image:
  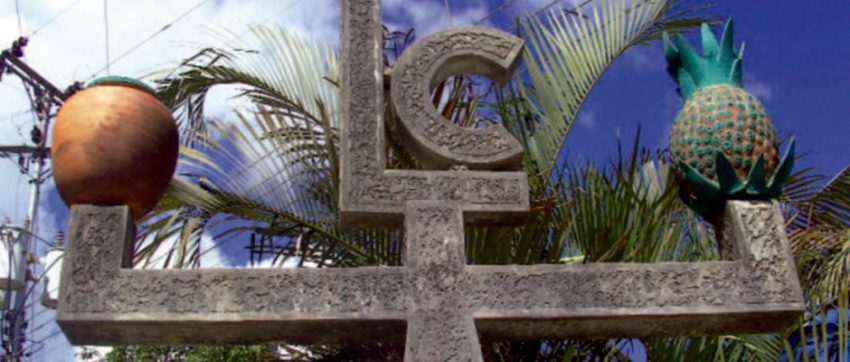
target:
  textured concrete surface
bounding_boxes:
[390,26,525,171]
[57,1,804,360]
[58,201,803,359]
[338,0,528,228]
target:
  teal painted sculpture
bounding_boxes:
[664,19,794,218]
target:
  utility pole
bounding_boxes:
[0,37,77,362]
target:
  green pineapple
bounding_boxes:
[663,20,794,217]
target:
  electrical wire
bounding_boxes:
[231,0,303,42]
[0,80,28,97]
[15,173,22,222]
[27,0,86,37]
[86,0,215,80]
[28,300,54,322]
[444,0,453,27]
[474,0,519,26]
[29,328,62,348]
[161,0,301,81]
[30,313,57,335]
[27,248,40,360]
[103,0,110,75]
[0,228,13,353]
[25,301,58,334]
[14,0,23,36]
[530,0,572,17]
[506,0,592,32]
[25,339,46,357]
[4,250,63,330]
[31,331,72,362]
[539,0,592,20]
[4,227,54,249]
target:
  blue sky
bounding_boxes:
[561,0,850,177]
[1,0,849,360]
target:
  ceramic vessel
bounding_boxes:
[51,77,178,220]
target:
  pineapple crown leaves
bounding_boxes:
[662,19,745,99]
[678,138,796,218]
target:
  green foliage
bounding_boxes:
[678,139,796,219]
[784,165,850,362]
[519,0,709,177]
[118,0,850,361]
[105,345,274,362]
[663,19,743,99]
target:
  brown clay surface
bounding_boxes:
[51,84,178,220]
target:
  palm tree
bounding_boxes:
[108,0,850,360]
[143,0,710,270]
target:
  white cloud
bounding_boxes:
[513,0,593,18]
[383,0,491,35]
[200,231,311,269]
[75,346,112,362]
[199,231,230,268]
[1,1,344,360]
[1,0,341,86]
[133,230,231,269]
[744,74,772,102]
[576,109,595,128]
[623,45,665,73]
[1,1,561,359]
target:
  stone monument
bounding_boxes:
[57,1,803,360]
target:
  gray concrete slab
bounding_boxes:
[58,200,802,359]
[56,1,804,360]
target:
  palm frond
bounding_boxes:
[136,25,375,268]
[794,165,850,231]
[518,0,709,175]
[155,25,339,144]
[644,334,785,362]
[782,164,850,362]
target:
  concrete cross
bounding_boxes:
[57,1,803,360]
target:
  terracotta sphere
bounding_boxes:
[51,77,178,220]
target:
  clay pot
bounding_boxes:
[51,77,178,220]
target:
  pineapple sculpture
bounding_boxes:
[664,19,795,218]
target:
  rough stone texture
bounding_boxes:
[390,27,525,171]
[57,0,803,360]
[58,201,802,355]
[403,202,482,361]
[338,0,528,228]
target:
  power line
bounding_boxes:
[1,226,58,251]
[103,0,110,75]
[87,0,215,80]
[444,0,453,27]
[507,0,593,33]
[28,0,86,37]
[29,329,63,348]
[161,0,302,81]
[234,0,303,40]
[14,173,22,221]
[0,42,66,361]
[14,0,23,36]
[539,0,592,19]
[474,0,519,26]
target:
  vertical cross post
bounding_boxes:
[404,202,481,361]
[55,0,804,359]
